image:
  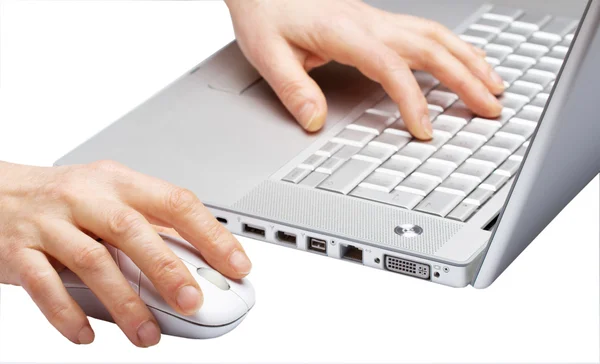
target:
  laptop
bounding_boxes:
[55,0,600,288]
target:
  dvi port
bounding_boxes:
[384,255,430,280]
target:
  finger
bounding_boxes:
[72,202,204,317]
[17,249,94,345]
[114,172,251,280]
[42,221,162,347]
[322,31,432,139]
[398,38,502,118]
[402,17,505,95]
[250,38,328,132]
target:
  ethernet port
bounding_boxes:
[341,244,363,263]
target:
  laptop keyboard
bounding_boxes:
[281,5,578,222]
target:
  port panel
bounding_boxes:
[384,255,430,280]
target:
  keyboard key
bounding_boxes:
[496,158,522,177]
[453,161,496,181]
[482,7,523,22]
[510,145,528,161]
[529,93,549,109]
[395,174,440,196]
[497,120,536,140]
[333,145,362,161]
[529,33,560,48]
[547,46,568,60]
[472,109,514,126]
[429,147,471,167]
[459,119,501,140]
[433,116,466,136]
[437,176,480,196]
[370,133,411,151]
[559,37,572,48]
[426,90,458,112]
[495,66,523,84]
[415,190,464,217]
[316,157,346,175]
[519,69,554,88]
[318,159,379,195]
[460,28,496,46]
[447,202,479,221]
[299,172,330,188]
[332,129,375,148]
[368,96,400,118]
[507,80,543,100]
[445,133,486,153]
[413,71,439,94]
[486,134,524,152]
[350,187,423,209]
[470,147,511,167]
[298,154,328,170]
[385,118,412,137]
[378,157,421,177]
[412,160,456,183]
[355,144,396,163]
[543,82,555,93]
[360,171,404,192]
[484,44,513,62]
[396,143,436,162]
[493,33,526,49]
[505,24,536,38]
[411,130,451,150]
[480,172,510,191]
[513,107,543,122]
[514,43,549,60]
[283,168,311,184]
[348,113,394,135]
[464,188,494,206]
[501,55,536,73]
[315,142,343,157]
[532,57,562,75]
[442,102,475,123]
[471,18,510,33]
[499,93,528,112]
[538,17,578,38]
[511,13,552,30]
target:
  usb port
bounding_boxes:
[276,231,297,246]
[341,244,363,263]
[308,237,327,254]
[242,223,265,238]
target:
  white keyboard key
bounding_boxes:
[429,147,471,167]
[413,71,439,94]
[486,135,524,152]
[547,46,568,60]
[471,18,510,33]
[514,43,549,60]
[283,168,311,184]
[464,188,494,206]
[499,93,528,112]
[396,143,436,162]
[496,158,522,177]
[483,7,523,22]
[347,113,394,135]
[472,109,514,126]
[298,154,328,170]
[395,174,440,196]
[369,133,411,151]
[484,44,513,62]
[538,17,578,38]
[460,28,496,46]
[505,23,536,38]
[412,160,456,183]
[501,55,536,73]
[355,144,396,163]
[299,172,330,188]
[426,90,458,112]
[480,173,510,191]
[498,120,537,140]
[531,57,562,75]
[529,93,549,109]
[447,202,479,221]
[505,80,542,100]
[316,142,343,157]
[385,118,412,137]
[510,145,528,161]
[360,171,404,192]
[441,102,475,123]
[411,130,451,150]
[350,187,423,209]
[495,66,523,84]
[519,69,554,88]
[446,133,486,153]
[493,33,526,50]
[437,176,480,196]
[415,191,464,217]
[378,157,421,177]
[316,157,346,175]
[543,81,555,93]
[332,129,375,148]
[470,147,511,167]
[433,116,467,136]
[529,33,560,48]
[511,13,552,30]
[318,159,379,195]
[453,161,496,181]
[368,96,400,117]
[459,119,501,140]
[333,145,362,161]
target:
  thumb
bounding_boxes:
[251,41,328,132]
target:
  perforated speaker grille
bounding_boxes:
[231,181,463,256]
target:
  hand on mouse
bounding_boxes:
[0,160,251,347]
[225,0,505,139]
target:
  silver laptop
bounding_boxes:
[56,0,600,288]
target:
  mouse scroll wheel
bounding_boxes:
[196,268,230,290]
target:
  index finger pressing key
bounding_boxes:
[118,172,252,280]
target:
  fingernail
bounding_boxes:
[137,320,161,348]
[176,285,203,314]
[421,114,433,139]
[229,249,252,275]
[77,326,95,345]
[297,101,319,132]
[490,69,505,87]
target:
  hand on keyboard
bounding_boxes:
[225,0,505,139]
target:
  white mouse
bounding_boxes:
[59,233,255,339]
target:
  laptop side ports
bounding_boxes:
[307,237,327,254]
[340,244,363,263]
[242,223,266,238]
[276,231,297,246]
[384,255,430,280]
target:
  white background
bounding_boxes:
[0,1,598,363]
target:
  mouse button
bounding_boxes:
[227,278,256,309]
[158,233,209,269]
[59,269,86,288]
[117,250,141,293]
[196,268,229,290]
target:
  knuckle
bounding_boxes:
[426,21,448,38]
[202,221,229,253]
[277,78,306,106]
[166,188,199,217]
[47,303,72,324]
[90,160,126,174]
[112,293,143,318]
[149,255,187,291]
[72,243,112,273]
[20,266,53,294]
[107,209,143,237]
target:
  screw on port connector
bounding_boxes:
[434,272,440,278]
[443,267,450,273]
[374,258,381,264]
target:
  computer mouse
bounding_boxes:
[59,233,255,339]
